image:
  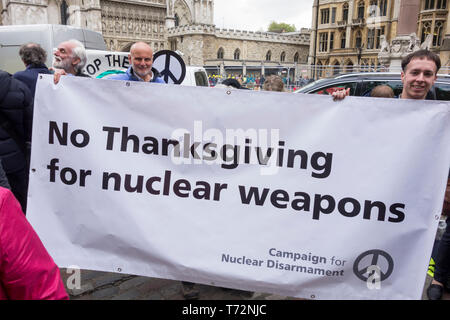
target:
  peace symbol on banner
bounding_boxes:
[353,249,394,282]
[152,50,186,84]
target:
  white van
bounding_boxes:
[0,24,209,86]
[181,66,209,87]
[0,24,106,74]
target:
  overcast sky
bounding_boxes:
[214,0,313,32]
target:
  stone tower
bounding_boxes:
[1,0,102,32]
[166,0,214,29]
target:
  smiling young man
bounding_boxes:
[400,49,440,100]
[401,50,450,301]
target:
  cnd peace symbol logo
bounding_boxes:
[353,249,394,283]
[152,50,186,84]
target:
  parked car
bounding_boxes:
[294,72,450,100]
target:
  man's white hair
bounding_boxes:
[68,39,87,73]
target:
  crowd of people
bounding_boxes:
[209,73,313,92]
[0,37,448,300]
[209,74,266,89]
[214,73,312,93]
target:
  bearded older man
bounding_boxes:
[52,39,90,84]
[107,42,164,83]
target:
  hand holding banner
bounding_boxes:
[28,75,450,299]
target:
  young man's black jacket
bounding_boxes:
[0,70,33,211]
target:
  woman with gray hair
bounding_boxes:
[13,43,52,96]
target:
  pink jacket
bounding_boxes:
[0,187,68,300]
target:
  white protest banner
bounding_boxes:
[28,75,450,299]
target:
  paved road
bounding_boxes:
[60,269,294,300]
[60,268,449,300]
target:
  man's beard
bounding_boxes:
[53,57,72,72]
[133,66,152,78]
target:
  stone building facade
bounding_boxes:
[0,0,311,79]
[417,0,450,66]
[309,0,450,77]
[0,0,168,51]
[166,0,310,79]
[1,0,103,33]
[100,0,167,52]
[168,25,310,79]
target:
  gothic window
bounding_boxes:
[217,47,224,59]
[175,14,180,27]
[280,51,286,62]
[170,40,177,51]
[333,61,340,75]
[294,52,299,63]
[380,0,388,16]
[331,7,337,23]
[355,30,362,48]
[369,0,377,17]
[421,21,431,43]
[342,3,349,22]
[340,31,346,48]
[437,0,447,9]
[61,0,69,25]
[358,1,365,19]
[434,21,444,46]
[321,8,330,24]
[266,50,272,61]
[234,49,240,60]
[345,60,354,73]
[367,29,375,49]
[425,0,435,9]
[376,27,385,48]
[319,32,328,52]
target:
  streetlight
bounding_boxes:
[313,0,319,80]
